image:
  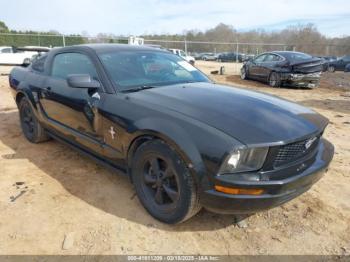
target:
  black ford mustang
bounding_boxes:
[9,44,334,224]
[241,51,324,88]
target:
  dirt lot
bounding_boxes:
[0,63,349,255]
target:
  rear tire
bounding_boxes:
[131,140,201,224]
[19,98,50,143]
[268,72,281,88]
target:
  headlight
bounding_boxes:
[218,147,268,174]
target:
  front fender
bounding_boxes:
[131,117,206,178]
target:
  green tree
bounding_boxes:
[0,20,9,32]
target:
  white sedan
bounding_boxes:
[0,46,47,65]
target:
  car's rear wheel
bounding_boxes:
[268,72,281,87]
[19,98,50,143]
[131,140,201,224]
[328,66,335,72]
[240,67,249,80]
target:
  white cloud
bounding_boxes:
[1,0,349,36]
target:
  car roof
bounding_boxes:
[54,44,169,54]
[272,51,307,56]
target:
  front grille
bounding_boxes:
[273,136,320,167]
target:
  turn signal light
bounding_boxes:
[214,185,264,195]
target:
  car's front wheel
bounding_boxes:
[240,67,249,80]
[19,98,50,143]
[268,72,281,87]
[132,140,201,224]
[328,66,335,72]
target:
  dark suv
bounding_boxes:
[217,52,244,62]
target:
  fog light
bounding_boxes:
[215,185,264,195]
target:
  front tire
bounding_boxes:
[268,72,281,87]
[240,67,249,80]
[328,66,335,72]
[131,140,201,224]
[19,98,50,143]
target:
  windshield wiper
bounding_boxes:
[123,85,157,93]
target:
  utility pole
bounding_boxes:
[62,35,66,47]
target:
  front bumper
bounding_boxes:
[200,139,334,214]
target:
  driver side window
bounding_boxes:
[51,52,99,80]
[254,54,267,63]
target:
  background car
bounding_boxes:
[328,55,350,72]
[216,52,245,62]
[0,46,49,65]
[168,48,195,64]
[317,56,338,72]
[196,52,217,61]
[241,51,324,88]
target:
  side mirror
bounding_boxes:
[67,74,100,89]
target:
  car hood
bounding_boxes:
[130,82,328,145]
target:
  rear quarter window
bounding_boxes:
[31,55,47,73]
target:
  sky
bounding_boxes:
[1,0,350,37]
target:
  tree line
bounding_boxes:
[142,23,350,56]
[1,21,349,56]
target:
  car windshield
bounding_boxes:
[99,50,210,91]
[283,52,313,61]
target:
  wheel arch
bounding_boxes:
[15,89,37,110]
[126,118,206,183]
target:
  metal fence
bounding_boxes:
[1,33,349,57]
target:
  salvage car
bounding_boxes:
[241,51,324,88]
[9,44,334,224]
[327,55,350,72]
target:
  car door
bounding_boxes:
[39,51,105,154]
[260,53,281,80]
[249,54,267,79]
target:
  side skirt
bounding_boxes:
[46,130,129,178]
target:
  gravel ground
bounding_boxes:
[0,63,349,255]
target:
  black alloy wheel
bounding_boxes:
[19,98,50,143]
[20,100,35,141]
[132,140,201,224]
[142,155,179,207]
